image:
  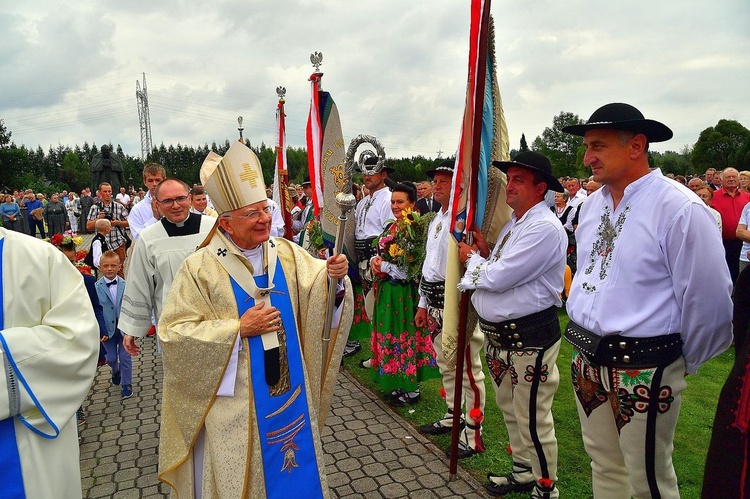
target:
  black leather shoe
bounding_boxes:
[419,418,464,435]
[485,472,535,496]
[444,440,481,459]
[389,391,420,407]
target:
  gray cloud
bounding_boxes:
[1,0,748,160]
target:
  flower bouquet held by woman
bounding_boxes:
[368,182,439,406]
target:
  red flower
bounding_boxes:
[506,444,513,454]
[50,234,63,246]
[439,387,446,399]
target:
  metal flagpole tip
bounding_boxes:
[237,116,244,140]
[310,51,323,72]
[276,86,286,100]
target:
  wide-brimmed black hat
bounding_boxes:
[359,156,394,175]
[301,177,311,187]
[493,151,564,192]
[425,159,455,179]
[562,103,673,143]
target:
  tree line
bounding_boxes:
[1,113,749,194]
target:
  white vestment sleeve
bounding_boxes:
[0,240,99,428]
[119,235,157,337]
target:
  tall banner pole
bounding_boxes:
[274,86,293,240]
[449,0,493,479]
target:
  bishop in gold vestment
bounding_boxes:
[156,141,353,499]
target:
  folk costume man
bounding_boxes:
[156,141,353,498]
[416,160,486,459]
[347,155,393,357]
[0,227,99,498]
[563,103,733,498]
[458,152,567,498]
[120,178,214,355]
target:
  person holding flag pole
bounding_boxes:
[432,0,513,475]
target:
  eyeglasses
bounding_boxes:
[226,206,272,221]
[157,195,190,207]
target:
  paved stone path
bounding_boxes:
[77,232,490,498]
[79,337,490,498]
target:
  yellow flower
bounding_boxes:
[401,207,414,226]
[389,243,405,258]
[73,236,83,246]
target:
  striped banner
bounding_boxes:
[306,73,324,218]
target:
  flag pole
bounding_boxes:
[449,0,492,480]
[275,86,294,240]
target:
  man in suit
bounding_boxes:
[415,179,441,214]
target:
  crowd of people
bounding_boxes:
[1,102,747,498]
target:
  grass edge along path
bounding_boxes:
[342,310,734,499]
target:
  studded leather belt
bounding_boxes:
[420,279,445,309]
[565,320,683,368]
[479,306,560,350]
[354,238,377,262]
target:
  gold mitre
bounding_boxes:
[200,141,267,215]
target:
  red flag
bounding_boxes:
[306,73,324,218]
[274,94,293,239]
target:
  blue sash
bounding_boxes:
[230,260,324,499]
[0,238,26,498]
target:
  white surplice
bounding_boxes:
[0,228,99,498]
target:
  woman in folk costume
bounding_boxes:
[157,141,354,499]
[368,182,439,406]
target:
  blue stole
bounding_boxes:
[229,259,324,499]
[0,238,26,497]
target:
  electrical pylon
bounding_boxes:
[135,73,153,161]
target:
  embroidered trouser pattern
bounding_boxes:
[428,304,486,450]
[571,349,687,499]
[486,338,560,484]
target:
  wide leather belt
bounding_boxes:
[355,238,377,262]
[420,279,445,309]
[565,320,683,368]
[479,306,560,350]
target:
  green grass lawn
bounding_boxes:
[342,310,734,499]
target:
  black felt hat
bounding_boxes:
[425,159,455,179]
[493,151,564,193]
[562,103,673,143]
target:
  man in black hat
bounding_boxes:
[292,179,313,244]
[562,103,733,498]
[347,156,394,357]
[416,159,487,460]
[457,151,567,498]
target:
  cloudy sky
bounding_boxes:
[1,1,748,161]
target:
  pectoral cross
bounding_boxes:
[240,162,259,187]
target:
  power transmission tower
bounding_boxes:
[135,73,153,161]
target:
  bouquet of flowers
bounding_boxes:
[48,231,83,247]
[374,208,434,281]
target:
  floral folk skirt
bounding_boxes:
[370,280,439,392]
